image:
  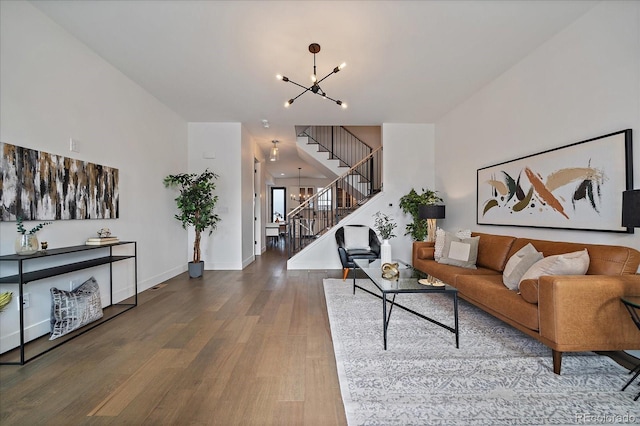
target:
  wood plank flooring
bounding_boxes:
[0,247,347,425]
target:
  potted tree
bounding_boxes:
[399,188,442,241]
[163,169,221,278]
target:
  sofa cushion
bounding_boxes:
[472,233,517,272]
[413,258,499,287]
[519,249,590,286]
[456,274,539,331]
[502,243,543,290]
[437,234,479,269]
[519,279,539,304]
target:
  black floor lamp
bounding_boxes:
[622,189,640,230]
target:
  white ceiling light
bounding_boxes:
[261,119,269,128]
[269,140,279,162]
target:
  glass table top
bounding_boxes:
[354,258,457,293]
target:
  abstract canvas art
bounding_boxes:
[477,130,632,233]
[0,143,119,221]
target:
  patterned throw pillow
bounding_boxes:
[50,277,103,340]
[434,228,446,260]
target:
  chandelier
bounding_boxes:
[290,167,307,202]
[277,43,347,108]
[269,140,279,162]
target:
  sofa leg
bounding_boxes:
[342,268,350,281]
[552,350,562,375]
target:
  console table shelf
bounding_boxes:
[0,242,137,365]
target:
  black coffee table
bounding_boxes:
[353,258,459,350]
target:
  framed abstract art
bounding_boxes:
[477,129,632,233]
[0,143,119,221]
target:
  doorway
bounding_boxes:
[271,187,286,222]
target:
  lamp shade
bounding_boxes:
[622,189,640,228]
[418,205,445,220]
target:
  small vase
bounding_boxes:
[15,234,39,255]
[381,239,392,265]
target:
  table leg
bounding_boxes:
[382,293,396,350]
[454,293,459,349]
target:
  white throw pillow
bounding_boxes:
[502,243,543,290]
[343,226,370,250]
[437,234,480,269]
[518,249,590,288]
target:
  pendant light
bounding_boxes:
[269,140,279,162]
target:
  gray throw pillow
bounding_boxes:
[50,276,103,340]
[502,243,543,290]
[437,234,480,269]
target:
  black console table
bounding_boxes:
[0,242,137,365]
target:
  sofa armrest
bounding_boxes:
[538,275,640,350]
[412,241,435,266]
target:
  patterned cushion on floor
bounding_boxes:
[50,277,103,340]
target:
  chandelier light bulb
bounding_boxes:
[310,74,317,83]
[276,74,283,80]
[339,62,346,70]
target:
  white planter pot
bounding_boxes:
[381,239,392,265]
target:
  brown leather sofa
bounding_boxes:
[412,232,640,374]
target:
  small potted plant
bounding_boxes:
[164,169,221,278]
[373,211,397,241]
[15,217,52,255]
[374,212,397,265]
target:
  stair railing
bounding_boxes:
[285,147,382,257]
[299,126,373,170]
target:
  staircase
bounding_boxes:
[285,146,382,257]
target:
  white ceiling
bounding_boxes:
[31,0,597,179]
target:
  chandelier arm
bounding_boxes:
[290,88,311,103]
[312,91,341,103]
[285,78,312,92]
[315,68,340,85]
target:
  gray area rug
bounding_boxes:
[323,279,639,425]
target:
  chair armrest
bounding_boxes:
[337,246,350,268]
[538,274,640,350]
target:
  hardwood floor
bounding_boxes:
[0,246,347,425]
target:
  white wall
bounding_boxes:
[435,1,640,251]
[187,123,244,269]
[0,1,188,351]
[288,123,436,269]
[240,126,256,267]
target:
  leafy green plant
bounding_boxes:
[163,169,221,264]
[16,217,52,235]
[373,212,397,240]
[399,188,442,241]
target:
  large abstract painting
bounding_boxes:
[477,130,632,233]
[0,143,119,221]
